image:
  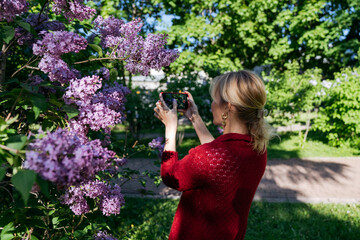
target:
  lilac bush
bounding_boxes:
[1,0,179,237]
[0,0,29,22]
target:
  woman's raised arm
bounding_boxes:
[180,91,214,144]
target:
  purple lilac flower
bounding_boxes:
[65,81,130,132]
[52,0,96,21]
[94,231,118,240]
[15,14,65,46]
[38,55,78,83]
[93,16,179,76]
[96,67,110,81]
[68,119,89,143]
[114,158,127,167]
[61,180,124,216]
[99,184,125,216]
[93,16,124,40]
[28,75,44,86]
[149,137,165,154]
[24,128,116,188]
[217,126,224,134]
[0,0,29,22]
[33,31,87,84]
[64,75,102,105]
[33,31,87,56]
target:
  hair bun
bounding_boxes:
[257,109,268,119]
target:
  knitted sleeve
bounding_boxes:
[161,149,202,191]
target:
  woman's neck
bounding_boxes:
[223,116,249,135]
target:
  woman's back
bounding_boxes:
[161,133,266,240]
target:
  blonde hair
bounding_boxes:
[210,70,274,153]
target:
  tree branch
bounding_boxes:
[0,144,20,154]
[10,56,39,78]
[73,57,125,65]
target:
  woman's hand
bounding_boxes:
[179,91,199,122]
[154,93,178,130]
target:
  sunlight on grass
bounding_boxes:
[114,197,360,240]
[268,133,360,159]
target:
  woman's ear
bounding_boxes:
[227,102,232,111]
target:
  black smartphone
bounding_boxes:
[161,92,188,110]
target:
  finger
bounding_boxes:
[183,91,194,101]
[156,101,163,110]
[188,97,195,106]
[154,112,162,121]
[172,99,177,111]
[159,94,170,110]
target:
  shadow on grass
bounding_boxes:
[108,197,360,240]
[246,202,360,240]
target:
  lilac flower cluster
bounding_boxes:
[96,67,110,81]
[61,180,125,216]
[64,75,102,105]
[93,16,179,76]
[33,31,87,83]
[38,55,78,84]
[94,231,118,240]
[0,0,29,22]
[15,14,65,46]
[52,0,96,21]
[33,31,88,56]
[148,137,165,154]
[64,78,130,134]
[28,75,44,86]
[24,128,116,188]
[128,33,179,76]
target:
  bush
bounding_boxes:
[313,67,360,147]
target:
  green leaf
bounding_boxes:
[30,94,48,119]
[36,175,49,198]
[11,169,36,205]
[89,43,103,57]
[0,222,15,240]
[0,26,15,44]
[63,104,79,119]
[0,167,6,182]
[5,135,27,150]
[109,68,118,81]
[15,20,31,33]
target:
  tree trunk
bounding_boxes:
[0,43,6,92]
[302,109,311,148]
[128,72,132,89]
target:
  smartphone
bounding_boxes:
[161,92,188,110]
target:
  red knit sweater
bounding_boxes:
[161,133,267,240]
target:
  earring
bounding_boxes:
[221,112,228,128]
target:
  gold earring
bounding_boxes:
[221,112,228,128]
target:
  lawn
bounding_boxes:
[111,197,360,240]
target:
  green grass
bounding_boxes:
[111,197,360,240]
[267,132,360,159]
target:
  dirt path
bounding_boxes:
[120,157,360,203]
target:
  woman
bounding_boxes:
[153,70,273,240]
